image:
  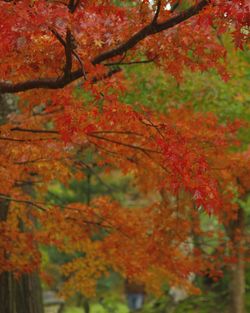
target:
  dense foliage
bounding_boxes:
[0,0,249,305]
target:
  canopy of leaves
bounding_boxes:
[0,0,249,298]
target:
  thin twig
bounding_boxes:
[88,133,161,154]
[11,127,58,134]
[0,194,46,211]
[104,57,157,67]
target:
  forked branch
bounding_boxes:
[0,0,209,94]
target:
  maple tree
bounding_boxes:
[0,1,250,313]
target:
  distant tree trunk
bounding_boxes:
[0,95,44,313]
[228,206,245,313]
[77,294,90,313]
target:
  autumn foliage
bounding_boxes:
[0,0,250,297]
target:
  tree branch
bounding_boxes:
[88,133,160,154]
[0,67,121,94]
[0,194,46,211]
[68,0,80,13]
[0,136,58,142]
[92,0,208,64]
[64,29,73,77]
[0,68,84,93]
[91,67,122,83]
[170,1,180,13]
[104,57,157,67]
[152,0,161,24]
[51,27,86,79]
[0,0,209,94]
[10,127,58,134]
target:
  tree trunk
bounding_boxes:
[0,272,44,313]
[0,95,44,313]
[230,255,245,313]
[228,207,245,313]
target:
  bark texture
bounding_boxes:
[0,271,44,313]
